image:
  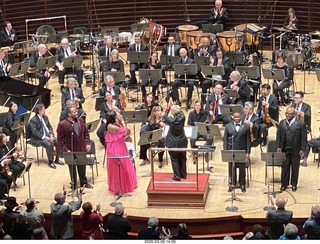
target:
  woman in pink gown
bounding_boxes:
[105,110,137,194]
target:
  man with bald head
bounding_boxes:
[276,106,307,192]
[266,196,293,239]
[29,44,51,87]
[98,36,117,58]
[55,38,84,90]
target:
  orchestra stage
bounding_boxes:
[2,51,320,227]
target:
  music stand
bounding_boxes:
[201,65,226,84]
[94,96,104,111]
[202,24,223,34]
[63,151,89,197]
[261,152,285,198]
[220,104,243,116]
[104,72,126,85]
[63,56,83,78]
[131,23,149,33]
[224,52,246,66]
[221,150,246,212]
[315,69,320,81]
[195,56,210,66]
[12,40,32,54]
[127,51,149,65]
[21,161,33,199]
[160,55,180,69]
[9,63,21,77]
[273,69,286,81]
[194,122,220,173]
[86,119,100,133]
[122,109,148,150]
[173,64,198,101]
[139,69,162,86]
[223,89,240,101]
[20,61,30,76]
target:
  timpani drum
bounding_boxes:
[177,25,199,44]
[216,31,244,52]
[235,23,260,46]
[187,31,211,49]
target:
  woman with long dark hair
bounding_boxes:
[3,102,20,145]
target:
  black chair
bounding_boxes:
[87,139,99,184]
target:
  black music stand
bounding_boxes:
[12,112,31,152]
[261,152,285,198]
[273,69,286,81]
[86,119,100,133]
[122,109,148,150]
[127,51,149,66]
[63,56,83,79]
[195,122,220,173]
[107,155,132,206]
[236,66,260,79]
[131,23,149,33]
[94,96,104,111]
[262,68,273,84]
[12,40,32,54]
[221,150,246,212]
[195,56,210,66]
[63,151,89,197]
[9,63,21,77]
[223,89,240,103]
[202,24,223,34]
[201,65,226,86]
[139,69,162,88]
[160,55,180,69]
[20,61,30,77]
[225,52,246,66]
[315,69,320,81]
[220,104,244,116]
[104,72,126,85]
[21,161,33,199]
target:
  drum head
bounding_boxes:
[177,25,199,31]
[36,25,56,36]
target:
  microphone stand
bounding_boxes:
[0,8,6,24]
[184,0,191,22]
[67,131,77,200]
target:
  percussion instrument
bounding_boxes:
[36,25,56,44]
[234,23,261,46]
[273,26,292,33]
[186,31,211,49]
[216,31,244,52]
[69,34,84,38]
[309,39,320,49]
[177,25,199,44]
[309,30,320,35]
[118,32,132,44]
[288,33,298,46]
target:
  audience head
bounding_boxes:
[114,205,125,216]
[25,198,36,211]
[311,205,320,223]
[177,223,188,236]
[82,202,93,214]
[32,228,45,240]
[223,235,233,240]
[283,223,298,239]
[147,217,159,228]
[54,192,66,204]
[4,196,19,210]
[275,196,287,209]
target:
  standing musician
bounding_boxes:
[55,38,84,90]
[205,83,231,125]
[139,106,165,168]
[28,44,51,88]
[241,101,261,148]
[223,111,251,193]
[226,70,251,105]
[0,49,11,77]
[96,91,124,147]
[61,77,85,111]
[256,83,279,147]
[141,52,164,100]
[171,48,196,109]
[27,104,63,169]
[0,134,25,186]
[128,34,148,85]
[99,75,121,100]
[0,21,18,47]
[289,91,311,132]
[276,106,307,192]
[272,53,294,106]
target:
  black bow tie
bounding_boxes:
[235,123,241,127]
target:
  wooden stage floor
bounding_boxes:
[2,51,320,221]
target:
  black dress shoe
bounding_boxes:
[292,186,297,192]
[82,183,93,189]
[172,177,181,181]
[241,185,246,193]
[55,159,64,165]
[280,186,286,192]
[48,162,56,169]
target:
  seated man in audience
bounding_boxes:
[99,75,121,100]
[127,34,148,85]
[303,205,320,240]
[137,217,171,240]
[28,104,63,169]
[61,77,85,111]
[55,38,84,90]
[28,44,51,88]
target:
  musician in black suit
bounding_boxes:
[290,91,311,132]
[0,49,11,77]
[164,104,188,181]
[29,44,51,88]
[105,49,124,73]
[223,111,251,193]
[171,48,196,109]
[194,37,216,57]
[205,83,231,125]
[226,70,251,105]
[276,106,307,192]
[0,158,13,199]
[27,104,63,169]
[161,35,181,57]
[61,77,85,111]
[98,36,117,58]
[127,34,148,84]
[209,0,229,30]
[99,75,121,100]
[55,38,84,90]
[59,100,86,123]
[0,21,18,47]
[256,83,279,146]
[242,101,261,147]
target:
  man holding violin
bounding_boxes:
[256,84,279,147]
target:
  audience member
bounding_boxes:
[172,223,192,239]
[279,223,300,240]
[137,217,171,240]
[302,205,320,239]
[104,205,131,239]
[80,202,103,239]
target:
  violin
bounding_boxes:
[209,94,223,123]
[124,118,132,143]
[119,87,127,109]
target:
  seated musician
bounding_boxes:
[289,91,311,133]
[200,49,231,103]
[246,53,261,104]
[136,93,159,118]
[2,102,20,146]
[141,52,164,100]
[171,48,196,109]
[27,104,63,169]
[139,106,165,168]
[226,70,251,105]
[0,133,25,185]
[0,49,11,77]
[256,84,279,147]
[98,36,117,59]
[161,35,180,57]
[28,44,51,88]
[106,49,124,73]
[96,91,124,146]
[195,37,216,57]
[0,157,13,199]
[282,8,298,49]
[128,34,148,85]
[55,38,84,90]
[205,83,231,125]
[99,75,121,100]
[61,77,85,111]
[187,100,213,167]
[242,101,261,148]
[272,53,294,106]
[0,21,17,47]
[59,100,86,122]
